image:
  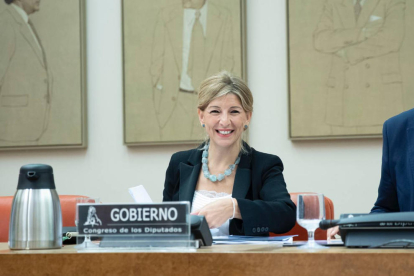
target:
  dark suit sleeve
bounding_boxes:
[371,120,400,213]
[236,156,296,235]
[162,154,179,202]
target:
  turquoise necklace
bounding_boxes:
[201,142,241,182]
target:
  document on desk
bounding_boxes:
[213,235,297,245]
[128,185,153,203]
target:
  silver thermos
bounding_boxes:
[9,164,62,250]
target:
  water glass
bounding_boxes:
[297,193,325,249]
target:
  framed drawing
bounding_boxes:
[123,0,246,145]
[288,0,414,140]
[0,0,86,150]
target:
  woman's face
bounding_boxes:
[198,93,251,149]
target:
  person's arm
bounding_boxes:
[371,120,400,213]
[313,1,363,53]
[328,118,400,238]
[192,197,239,229]
[344,0,405,65]
[236,155,296,235]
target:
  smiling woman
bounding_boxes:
[197,72,252,153]
[162,71,296,236]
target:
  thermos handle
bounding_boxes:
[26,171,40,180]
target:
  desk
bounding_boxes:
[0,243,413,275]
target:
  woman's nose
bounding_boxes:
[220,114,230,126]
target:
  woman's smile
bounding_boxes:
[216,129,234,137]
[198,93,250,149]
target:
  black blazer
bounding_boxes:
[162,143,296,236]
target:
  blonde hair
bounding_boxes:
[198,71,253,112]
[198,71,253,153]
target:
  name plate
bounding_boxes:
[77,203,190,236]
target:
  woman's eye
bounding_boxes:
[231,110,240,114]
[210,110,219,114]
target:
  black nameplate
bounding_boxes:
[77,203,189,236]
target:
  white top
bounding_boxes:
[191,190,231,236]
[11,4,42,51]
[179,2,208,92]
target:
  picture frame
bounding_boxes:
[122,0,247,146]
[287,0,414,140]
[0,0,87,150]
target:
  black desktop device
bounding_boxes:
[190,214,213,247]
[320,212,414,248]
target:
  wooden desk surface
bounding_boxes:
[1,242,413,275]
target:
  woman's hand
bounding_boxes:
[327,226,340,240]
[191,198,239,229]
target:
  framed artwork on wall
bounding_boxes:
[288,0,414,140]
[0,0,87,150]
[122,0,246,145]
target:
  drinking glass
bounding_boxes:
[297,194,325,249]
[75,197,100,249]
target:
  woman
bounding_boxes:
[163,72,296,236]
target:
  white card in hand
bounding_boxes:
[128,185,153,203]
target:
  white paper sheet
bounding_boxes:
[213,235,296,245]
[128,185,153,203]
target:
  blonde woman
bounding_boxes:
[163,72,296,236]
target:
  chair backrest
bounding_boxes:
[272,192,334,241]
[0,195,88,242]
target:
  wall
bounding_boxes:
[0,0,383,218]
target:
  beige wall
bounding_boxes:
[0,0,383,219]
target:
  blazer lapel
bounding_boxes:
[232,147,252,199]
[356,0,380,28]
[28,20,48,69]
[20,25,44,67]
[179,148,202,207]
[179,163,200,205]
[336,0,357,28]
[7,7,45,68]
[179,143,253,204]
[232,168,251,199]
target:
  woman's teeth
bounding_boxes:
[218,130,232,134]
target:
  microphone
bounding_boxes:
[319,219,340,230]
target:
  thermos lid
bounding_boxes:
[17,164,56,190]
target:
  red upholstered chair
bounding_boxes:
[272,192,334,241]
[0,195,88,242]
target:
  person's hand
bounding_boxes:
[362,26,381,39]
[362,16,383,39]
[335,49,350,63]
[191,198,233,229]
[327,226,340,240]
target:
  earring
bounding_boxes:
[244,125,248,130]
[202,124,205,128]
